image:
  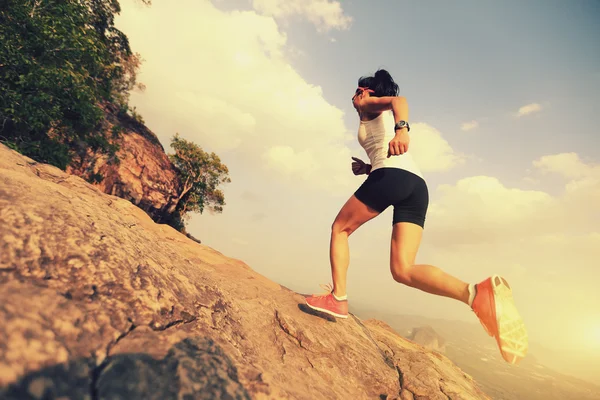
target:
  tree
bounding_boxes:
[0,0,149,169]
[168,134,231,231]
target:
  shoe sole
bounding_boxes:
[491,275,529,364]
[305,300,348,319]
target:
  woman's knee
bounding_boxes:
[331,219,355,236]
[390,260,414,285]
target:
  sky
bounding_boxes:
[114,0,600,359]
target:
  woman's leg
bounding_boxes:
[330,195,380,297]
[390,222,528,364]
[390,221,470,304]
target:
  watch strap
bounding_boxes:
[394,120,410,132]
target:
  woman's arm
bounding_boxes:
[356,95,410,156]
[356,96,409,128]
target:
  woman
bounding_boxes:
[305,69,528,365]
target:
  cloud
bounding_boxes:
[424,152,600,246]
[409,123,466,172]
[426,176,556,244]
[461,120,479,132]
[263,145,320,180]
[117,1,463,192]
[516,103,543,117]
[252,0,352,32]
[533,152,600,179]
[533,153,600,220]
[116,0,355,193]
[522,176,539,185]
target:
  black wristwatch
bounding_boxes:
[394,120,410,132]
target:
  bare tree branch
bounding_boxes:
[30,0,42,18]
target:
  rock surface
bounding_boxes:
[67,104,181,224]
[0,144,490,400]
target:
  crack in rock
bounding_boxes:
[90,319,136,400]
[305,356,315,369]
[88,314,199,400]
[351,315,396,370]
[396,365,405,390]
[438,380,451,400]
[278,341,287,363]
[149,314,197,331]
[274,310,310,351]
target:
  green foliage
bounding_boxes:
[111,124,123,138]
[0,0,147,169]
[169,134,231,229]
[129,106,145,125]
[88,172,104,184]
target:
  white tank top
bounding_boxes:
[357,110,423,179]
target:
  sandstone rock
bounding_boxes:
[0,144,490,400]
[67,104,181,224]
[364,320,487,400]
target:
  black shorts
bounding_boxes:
[354,167,429,227]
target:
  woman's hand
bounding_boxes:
[387,130,409,157]
[351,157,371,175]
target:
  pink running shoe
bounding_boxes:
[305,284,348,319]
[472,275,529,364]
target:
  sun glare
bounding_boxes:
[583,318,600,349]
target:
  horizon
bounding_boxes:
[114,0,600,366]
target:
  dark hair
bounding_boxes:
[357,69,399,97]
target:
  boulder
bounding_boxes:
[67,105,181,224]
[0,144,490,400]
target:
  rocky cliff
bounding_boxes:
[408,326,446,353]
[0,144,490,400]
[67,104,181,225]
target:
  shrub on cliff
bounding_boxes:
[168,134,231,232]
[0,0,148,169]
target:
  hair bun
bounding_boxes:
[374,69,392,81]
[357,69,399,97]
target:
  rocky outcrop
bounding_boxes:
[0,144,490,400]
[67,104,181,224]
[408,326,447,353]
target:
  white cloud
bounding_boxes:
[516,102,543,117]
[534,153,600,220]
[461,120,479,131]
[424,152,600,246]
[116,0,354,193]
[117,1,462,194]
[263,145,319,180]
[522,176,539,185]
[409,123,466,172]
[533,152,600,179]
[426,176,556,244]
[252,0,352,32]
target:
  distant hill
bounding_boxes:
[351,308,600,400]
[407,326,446,353]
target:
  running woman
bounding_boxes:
[305,69,529,364]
